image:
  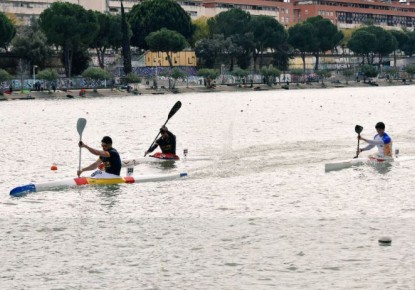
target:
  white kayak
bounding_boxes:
[10,172,188,197]
[325,155,415,172]
[122,155,212,167]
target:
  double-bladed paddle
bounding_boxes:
[145,101,182,156]
[354,124,363,158]
[77,118,87,171]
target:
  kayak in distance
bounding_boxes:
[10,172,188,197]
[325,154,415,172]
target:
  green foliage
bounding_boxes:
[191,17,209,46]
[170,68,186,80]
[208,9,251,38]
[404,64,415,77]
[194,35,224,68]
[129,0,194,49]
[0,12,16,50]
[91,12,124,68]
[36,69,58,82]
[0,69,12,82]
[249,15,287,69]
[390,30,408,51]
[261,66,281,86]
[121,1,132,74]
[39,2,99,76]
[197,68,219,79]
[61,47,90,76]
[288,22,319,72]
[348,26,396,65]
[145,28,188,67]
[231,68,249,78]
[360,64,378,78]
[81,67,111,81]
[123,72,141,84]
[403,31,415,56]
[11,19,50,67]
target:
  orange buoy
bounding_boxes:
[51,164,58,171]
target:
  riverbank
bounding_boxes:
[0,78,412,101]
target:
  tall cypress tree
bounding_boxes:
[121,0,132,74]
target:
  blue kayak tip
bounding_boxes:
[10,184,36,197]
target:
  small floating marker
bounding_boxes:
[50,164,58,171]
[240,110,243,112]
[378,236,392,246]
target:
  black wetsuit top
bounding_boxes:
[148,131,176,154]
[99,148,121,175]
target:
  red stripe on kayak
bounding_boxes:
[124,176,135,183]
[74,177,89,185]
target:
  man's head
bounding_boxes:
[375,122,385,135]
[160,127,168,138]
[101,136,113,149]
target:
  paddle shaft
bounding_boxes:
[355,133,361,158]
[77,118,87,172]
[146,101,181,154]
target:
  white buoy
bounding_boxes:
[378,236,392,246]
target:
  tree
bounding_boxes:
[365,26,396,68]
[81,67,111,92]
[145,28,188,68]
[402,31,415,57]
[197,68,219,88]
[129,0,194,49]
[191,17,209,46]
[315,69,331,85]
[195,35,224,68]
[39,2,99,77]
[305,16,343,70]
[169,68,186,89]
[288,22,319,74]
[360,64,378,81]
[249,15,287,71]
[207,9,253,71]
[231,68,248,84]
[91,12,123,69]
[12,18,50,68]
[260,66,281,86]
[121,0,132,74]
[390,30,408,68]
[347,30,376,64]
[0,12,16,51]
[404,64,415,81]
[0,69,12,95]
[36,69,59,92]
[290,68,303,85]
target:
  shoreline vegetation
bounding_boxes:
[0,77,413,101]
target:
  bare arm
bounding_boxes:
[77,159,102,177]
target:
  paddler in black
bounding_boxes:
[77,136,122,177]
[145,125,177,157]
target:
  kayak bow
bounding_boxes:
[10,172,188,197]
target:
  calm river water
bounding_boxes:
[1,86,415,289]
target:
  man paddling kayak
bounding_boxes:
[77,136,122,177]
[145,125,177,159]
[357,122,393,157]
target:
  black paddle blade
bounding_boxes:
[355,125,363,134]
[168,101,182,120]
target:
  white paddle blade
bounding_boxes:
[77,118,87,136]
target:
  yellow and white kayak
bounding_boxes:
[10,172,188,197]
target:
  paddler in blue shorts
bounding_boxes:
[145,125,178,159]
[357,122,393,157]
[77,136,122,177]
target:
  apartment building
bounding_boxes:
[294,0,415,29]
[1,0,414,30]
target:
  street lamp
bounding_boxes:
[33,65,38,89]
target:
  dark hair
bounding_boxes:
[101,136,113,144]
[375,122,385,130]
